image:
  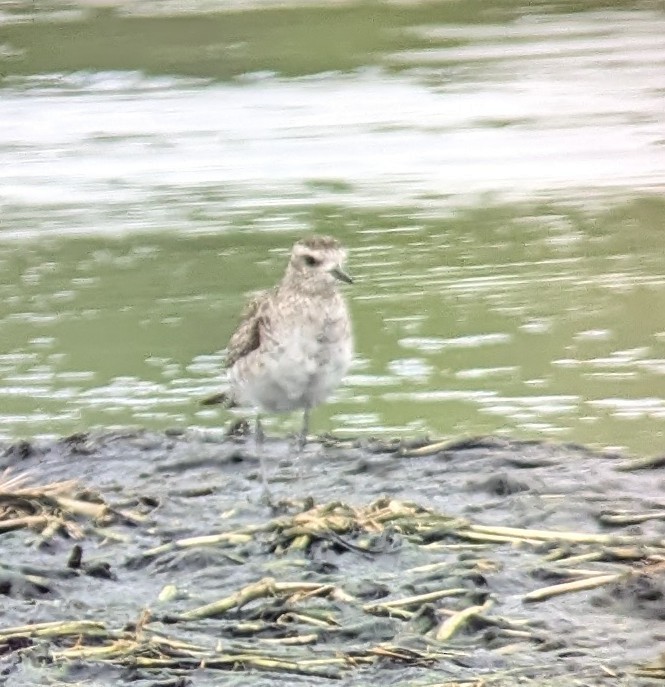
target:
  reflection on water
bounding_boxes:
[1,2,664,454]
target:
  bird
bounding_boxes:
[204,235,354,491]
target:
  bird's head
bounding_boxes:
[286,235,353,292]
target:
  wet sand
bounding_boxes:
[1,430,664,685]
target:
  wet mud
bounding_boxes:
[1,430,664,686]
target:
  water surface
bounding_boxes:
[1,1,664,455]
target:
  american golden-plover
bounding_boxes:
[207,235,354,490]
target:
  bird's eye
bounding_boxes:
[303,255,320,267]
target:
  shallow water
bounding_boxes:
[1,1,665,454]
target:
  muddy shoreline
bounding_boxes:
[1,430,664,686]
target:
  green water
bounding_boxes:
[1,1,665,454]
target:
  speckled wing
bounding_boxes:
[224,290,271,369]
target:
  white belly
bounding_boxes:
[230,325,352,413]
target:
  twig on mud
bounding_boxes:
[179,577,338,620]
[260,633,319,645]
[598,509,665,526]
[142,531,254,558]
[523,572,626,603]
[54,647,345,679]
[615,453,665,471]
[634,651,665,680]
[455,529,543,546]
[400,439,451,457]
[0,620,109,640]
[363,588,468,617]
[0,469,76,496]
[462,523,665,548]
[542,548,602,564]
[276,611,338,629]
[435,599,494,642]
[47,631,445,679]
[635,666,665,679]
[0,469,134,539]
[548,546,661,567]
[0,514,50,534]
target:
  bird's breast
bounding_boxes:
[229,296,352,412]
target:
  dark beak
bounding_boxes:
[330,267,353,284]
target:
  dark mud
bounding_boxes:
[1,430,664,686]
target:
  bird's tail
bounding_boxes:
[200,392,237,408]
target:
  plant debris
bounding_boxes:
[0,431,664,685]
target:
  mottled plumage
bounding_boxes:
[225,294,266,369]
[220,235,354,460]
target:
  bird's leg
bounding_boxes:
[291,407,310,484]
[255,414,271,502]
[255,414,265,447]
[298,407,310,452]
